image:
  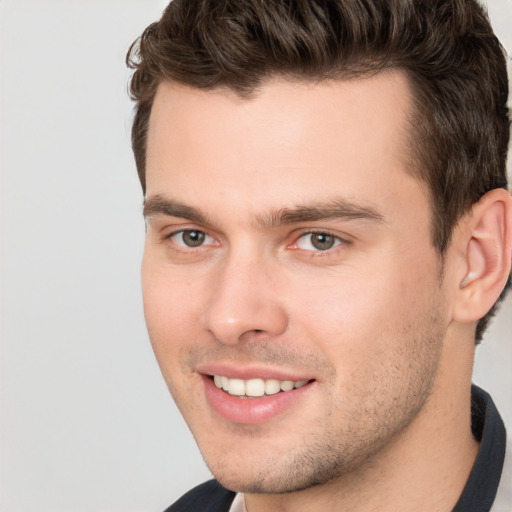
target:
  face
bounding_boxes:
[142,73,449,493]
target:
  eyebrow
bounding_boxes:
[258,199,385,228]
[143,195,211,224]
[143,195,384,227]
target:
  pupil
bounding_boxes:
[183,230,205,247]
[311,233,334,250]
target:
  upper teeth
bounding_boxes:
[213,376,308,397]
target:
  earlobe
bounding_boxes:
[453,188,512,323]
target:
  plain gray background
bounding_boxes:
[0,1,510,511]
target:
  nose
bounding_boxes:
[200,254,289,345]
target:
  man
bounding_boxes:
[126,0,512,510]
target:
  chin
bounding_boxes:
[200,439,362,495]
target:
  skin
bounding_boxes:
[142,73,485,512]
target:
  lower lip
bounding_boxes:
[202,376,314,425]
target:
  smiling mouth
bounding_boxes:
[212,375,311,398]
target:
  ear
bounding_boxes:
[452,188,512,324]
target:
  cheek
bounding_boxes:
[141,260,204,366]
[288,259,438,369]
[290,269,395,338]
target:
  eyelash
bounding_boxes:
[166,229,216,249]
[164,228,347,254]
[292,231,345,253]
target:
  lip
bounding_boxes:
[196,362,313,382]
[201,373,315,425]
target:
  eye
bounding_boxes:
[295,232,343,251]
[169,229,214,248]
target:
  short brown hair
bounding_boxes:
[127,0,510,341]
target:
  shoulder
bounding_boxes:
[163,479,236,512]
[491,442,512,511]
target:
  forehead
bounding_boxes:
[145,72,426,224]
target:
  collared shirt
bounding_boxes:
[228,493,246,512]
[228,386,510,512]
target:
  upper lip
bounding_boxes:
[196,362,314,382]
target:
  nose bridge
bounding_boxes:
[201,247,288,344]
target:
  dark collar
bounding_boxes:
[452,385,507,512]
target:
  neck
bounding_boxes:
[244,329,479,512]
